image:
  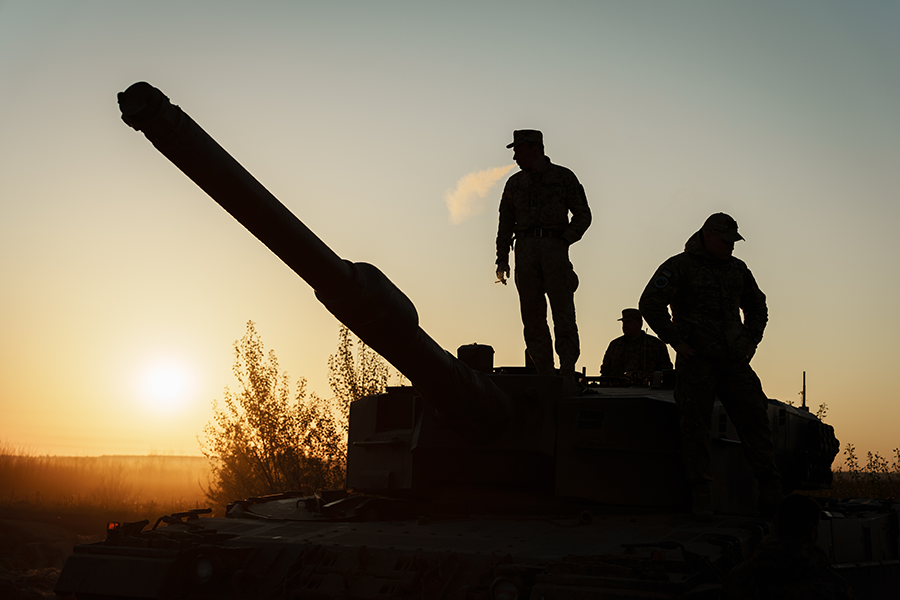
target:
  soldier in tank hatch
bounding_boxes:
[638,213,782,519]
[600,308,673,378]
[495,130,591,377]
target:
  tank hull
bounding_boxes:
[55,496,900,599]
[55,509,764,599]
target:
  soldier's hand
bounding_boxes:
[495,264,510,285]
[745,343,758,362]
[674,342,696,357]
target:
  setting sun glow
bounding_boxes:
[138,362,194,413]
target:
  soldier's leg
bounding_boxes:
[515,241,553,373]
[675,355,719,518]
[674,355,719,484]
[543,239,579,372]
[717,363,780,483]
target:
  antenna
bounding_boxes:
[801,371,807,409]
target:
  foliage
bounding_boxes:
[826,443,900,499]
[808,405,900,499]
[201,322,391,509]
[327,325,391,422]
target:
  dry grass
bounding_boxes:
[821,444,900,499]
[0,443,214,523]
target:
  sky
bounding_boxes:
[1,1,898,462]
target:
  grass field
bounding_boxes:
[0,446,213,524]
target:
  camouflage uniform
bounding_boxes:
[724,534,854,599]
[496,159,591,373]
[638,229,779,486]
[600,331,673,377]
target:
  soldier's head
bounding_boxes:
[701,213,743,260]
[619,308,643,339]
[773,494,822,544]
[507,130,546,171]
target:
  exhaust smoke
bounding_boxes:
[445,164,516,224]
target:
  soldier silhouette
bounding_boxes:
[639,213,782,519]
[600,308,672,378]
[495,130,591,377]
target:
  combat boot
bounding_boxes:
[690,483,713,521]
[757,478,783,517]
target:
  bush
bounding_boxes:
[201,321,391,509]
[826,443,900,499]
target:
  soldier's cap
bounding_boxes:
[702,212,745,243]
[618,308,642,322]
[506,129,543,149]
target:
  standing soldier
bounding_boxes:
[600,308,673,378]
[638,213,781,519]
[495,130,591,376]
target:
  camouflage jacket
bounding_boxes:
[495,159,591,266]
[638,230,767,361]
[724,534,853,600]
[600,332,672,376]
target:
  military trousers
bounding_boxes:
[514,237,580,373]
[674,354,780,484]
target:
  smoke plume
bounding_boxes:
[445,164,516,224]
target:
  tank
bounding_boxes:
[53,83,896,600]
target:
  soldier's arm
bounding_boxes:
[599,341,615,376]
[495,184,516,267]
[740,267,768,343]
[562,177,591,245]
[638,261,682,347]
[656,339,674,370]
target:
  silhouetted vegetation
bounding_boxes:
[327,324,391,428]
[200,321,391,509]
[826,443,900,499]
[800,405,900,500]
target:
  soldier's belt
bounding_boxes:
[515,227,564,239]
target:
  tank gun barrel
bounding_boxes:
[117,82,352,299]
[117,82,510,438]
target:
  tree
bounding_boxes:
[327,324,392,426]
[201,321,392,509]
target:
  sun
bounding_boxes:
[148,366,186,399]
[138,361,195,413]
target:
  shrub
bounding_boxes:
[201,322,391,509]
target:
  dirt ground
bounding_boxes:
[0,510,106,600]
